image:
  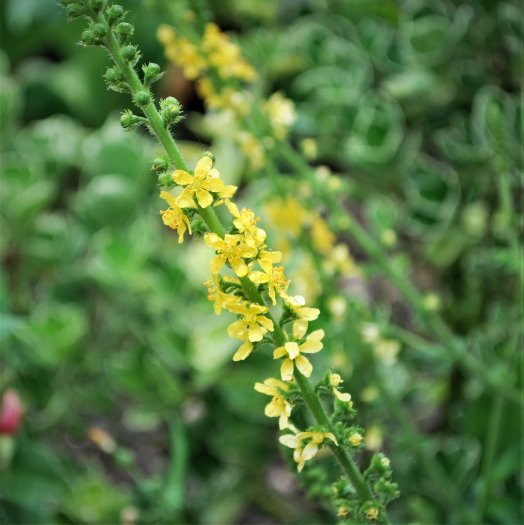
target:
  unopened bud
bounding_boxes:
[133,90,151,107]
[122,45,139,62]
[106,4,124,24]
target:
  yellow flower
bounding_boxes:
[279,430,337,472]
[311,214,336,255]
[166,37,207,80]
[249,265,288,305]
[254,378,293,429]
[365,426,384,452]
[328,372,352,403]
[273,330,324,380]
[202,23,257,82]
[203,274,244,315]
[226,203,267,247]
[157,24,176,46]
[263,92,296,139]
[173,155,236,209]
[284,295,320,339]
[159,191,192,243]
[204,233,258,277]
[256,247,283,274]
[228,303,274,347]
[348,431,363,447]
[366,507,379,521]
[265,196,307,237]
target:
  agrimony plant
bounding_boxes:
[62,0,399,522]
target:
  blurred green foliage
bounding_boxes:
[0,0,522,524]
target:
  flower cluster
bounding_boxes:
[158,152,357,473]
[157,22,296,167]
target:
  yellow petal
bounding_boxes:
[228,320,247,340]
[265,399,283,418]
[203,177,225,192]
[210,255,227,275]
[279,434,298,448]
[307,329,325,342]
[265,378,289,391]
[285,342,300,360]
[172,169,194,185]
[334,390,352,403]
[196,188,214,208]
[281,358,294,381]
[195,156,212,177]
[302,441,319,461]
[299,340,323,354]
[230,257,248,277]
[257,316,274,332]
[248,324,265,342]
[225,200,240,217]
[159,190,178,208]
[293,319,308,339]
[273,346,287,359]
[219,185,237,198]
[177,222,187,244]
[254,383,277,396]
[232,341,253,361]
[249,271,269,285]
[299,306,320,321]
[295,355,313,377]
[175,189,196,208]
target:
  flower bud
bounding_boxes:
[142,63,164,85]
[106,4,124,24]
[93,23,107,39]
[120,110,146,131]
[89,0,104,12]
[122,45,139,63]
[0,390,23,435]
[152,157,169,173]
[133,90,151,107]
[117,23,134,43]
[104,66,128,93]
[202,151,215,165]
[65,3,85,19]
[160,97,183,126]
[80,29,98,47]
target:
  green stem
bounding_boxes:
[105,31,189,172]
[294,369,391,524]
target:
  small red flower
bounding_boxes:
[0,389,24,435]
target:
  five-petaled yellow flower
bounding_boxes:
[249,265,289,305]
[204,233,258,277]
[226,202,267,247]
[159,191,192,243]
[273,329,324,380]
[173,155,236,209]
[284,295,320,339]
[254,378,293,429]
[279,430,337,472]
[228,304,274,361]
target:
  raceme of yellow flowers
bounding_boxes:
[157,22,296,167]
[158,21,359,298]
[159,153,354,473]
